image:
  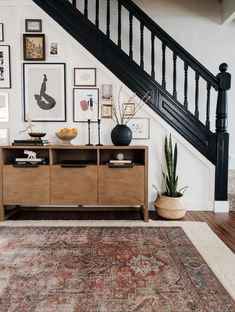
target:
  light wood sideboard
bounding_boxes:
[0,145,148,221]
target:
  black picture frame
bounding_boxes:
[23,63,66,122]
[23,34,45,61]
[25,19,42,32]
[0,45,11,89]
[0,24,4,42]
[73,88,99,122]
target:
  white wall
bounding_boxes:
[0,0,224,211]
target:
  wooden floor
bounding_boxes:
[8,209,235,253]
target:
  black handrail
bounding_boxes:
[119,0,219,90]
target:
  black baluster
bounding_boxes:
[162,43,166,89]
[129,12,133,59]
[72,0,76,7]
[151,32,155,79]
[106,0,110,38]
[95,0,99,28]
[173,52,177,99]
[184,62,188,109]
[195,72,199,119]
[118,0,122,48]
[206,82,211,129]
[84,0,88,18]
[140,22,144,69]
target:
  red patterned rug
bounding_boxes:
[0,226,234,312]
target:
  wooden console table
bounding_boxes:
[0,146,148,221]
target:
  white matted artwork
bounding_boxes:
[0,128,9,145]
[73,88,99,122]
[49,42,59,56]
[23,63,66,122]
[101,84,112,100]
[74,68,96,86]
[126,118,150,139]
[0,93,9,121]
[101,104,112,119]
[123,102,135,117]
[0,45,11,89]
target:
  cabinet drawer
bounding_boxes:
[51,166,97,205]
[3,165,50,205]
[98,165,145,205]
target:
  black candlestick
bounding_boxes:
[86,119,93,146]
[96,119,103,146]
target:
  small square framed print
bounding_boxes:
[49,42,59,56]
[123,102,135,117]
[101,84,112,100]
[0,128,9,145]
[74,68,96,87]
[126,118,150,139]
[25,19,42,32]
[0,93,9,122]
[23,34,45,61]
[101,104,112,119]
[0,24,4,42]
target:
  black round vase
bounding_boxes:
[111,124,132,146]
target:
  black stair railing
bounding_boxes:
[33,0,231,202]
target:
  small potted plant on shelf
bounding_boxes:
[153,134,187,219]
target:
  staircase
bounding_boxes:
[32,0,231,202]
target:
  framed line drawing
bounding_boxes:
[74,68,96,87]
[123,102,135,117]
[73,88,99,122]
[101,104,112,119]
[0,45,11,89]
[23,63,66,122]
[49,42,59,56]
[0,24,4,41]
[126,118,150,139]
[23,34,45,61]
[101,84,112,100]
[0,128,9,145]
[0,93,9,122]
[25,19,42,32]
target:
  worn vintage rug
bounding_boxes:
[0,223,234,312]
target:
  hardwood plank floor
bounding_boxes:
[8,209,235,253]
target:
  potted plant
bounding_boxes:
[153,134,187,219]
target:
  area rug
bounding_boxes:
[0,222,234,311]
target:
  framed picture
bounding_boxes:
[49,42,59,56]
[0,45,11,89]
[74,68,96,87]
[25,19,42,32]
[123,102,135,117]
[101,84,112,100]
[23,63,66,122]
[126,118,150,139]
[0,128,9,145]
[23,34,45,61]
[0,24,4,42]
[0,93,9,121]
[101,104,112,119]
[73,88,99,122]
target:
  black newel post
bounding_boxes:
[215,63,231,201]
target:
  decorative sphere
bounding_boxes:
[116,153,124,160]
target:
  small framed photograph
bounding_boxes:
[0,93,9,121]
[74,68,96,87]
[101,104,112,119]
[0,128,9,145]
[123,102,135,117]
[49,42,59,56]
[23,34,45,61]
[101,84,112,100]
[126,118,150,139]
[23,63,66,122]
[0,24,4,42]
[73,88,99,122]
[0,45,11,89]
[25,19,42,32]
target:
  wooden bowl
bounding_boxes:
[56,132,77,145]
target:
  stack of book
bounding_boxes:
[14,157,46,167]
[108,159,134,168]
[12,139,50,146]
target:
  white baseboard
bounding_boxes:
[214,201,229,212]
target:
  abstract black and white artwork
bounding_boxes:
[0,45,11,89]
[23,63,66,121]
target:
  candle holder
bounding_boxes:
[86,119,93,146]
[96,119,103,146]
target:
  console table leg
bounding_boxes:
[141,205,149,222]
[0,205,5,221]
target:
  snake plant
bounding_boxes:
[163,134,179,197]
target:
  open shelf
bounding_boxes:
[51,148,98,165]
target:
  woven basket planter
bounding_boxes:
[154,193,186,220]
